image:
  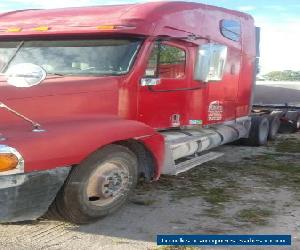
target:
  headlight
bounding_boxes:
[0,145,24,175]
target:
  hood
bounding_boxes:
[0,75,119,100]
[0,76,120,128]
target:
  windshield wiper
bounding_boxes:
[0,101,45,132]
[47,72,66,77]
[0,41,24,73]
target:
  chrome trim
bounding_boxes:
[32,128,46,133]
[140,78,161,86]
[126,42,142,73]
[0,145,24,175]
[134,134,153,140]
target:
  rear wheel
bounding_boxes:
[245,116,270,146]
[279,111,300,133]
[49,144,138,224]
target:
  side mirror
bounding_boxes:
[5,63,47,88]
[140,78,161,86]
[194,43,228,82]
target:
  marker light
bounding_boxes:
[33,26,49,31]
[96,25,135,30]
[7,27,22,32]
[0,145,24,175]
[97,25,117,30]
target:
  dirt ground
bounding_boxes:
[0,133,299,250]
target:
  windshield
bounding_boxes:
[0,39,142,76]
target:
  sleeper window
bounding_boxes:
[144,43,186,79]
[220,20,241,42]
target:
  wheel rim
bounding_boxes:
[86,161,130,206]
[270,118,280,137]
[297,117,300,129]
[259,120,269,142]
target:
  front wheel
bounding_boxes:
[50,144,138,224]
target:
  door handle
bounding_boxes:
[140,78,161,86]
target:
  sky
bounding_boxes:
[0,0,299,74]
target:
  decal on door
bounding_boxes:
[189,120,203,125]
[208,101,224,121]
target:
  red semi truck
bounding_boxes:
[0,2,295,224]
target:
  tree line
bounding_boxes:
[261,70,300,81]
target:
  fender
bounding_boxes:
[138,132,165,180]
[4,115,165,174]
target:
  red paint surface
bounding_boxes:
[0,2,255,176]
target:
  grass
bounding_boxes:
[236,208,273,226]
[202,205,225,218]
[250,153,300,190]
[204,187,232,204]
[165,177,239,206]
[151,164,240,205]
[134,134,300,228]
[275,138,300,153]
[130,198,157,206]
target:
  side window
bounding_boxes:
[144,43,186,79]
[220,20,241,42]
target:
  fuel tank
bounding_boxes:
[161,118,251,175]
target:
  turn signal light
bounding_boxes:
[0,153,19,172]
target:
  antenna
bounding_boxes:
[0,102,45,132]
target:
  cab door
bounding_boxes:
[137,41,191,129]
[205,44,241,124]
[205,19,242,124]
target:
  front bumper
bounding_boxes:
[0,167,70,223]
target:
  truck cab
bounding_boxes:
[0,2,258,224]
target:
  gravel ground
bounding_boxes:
[0,133,299,250]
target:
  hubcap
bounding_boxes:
[86,161,130,206]
[270,118,280,137]
[259,120,269,142]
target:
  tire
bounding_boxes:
[268,115,280,140]
[48,144,138,224]
[245,116,270,146]
[279,111,300,133]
